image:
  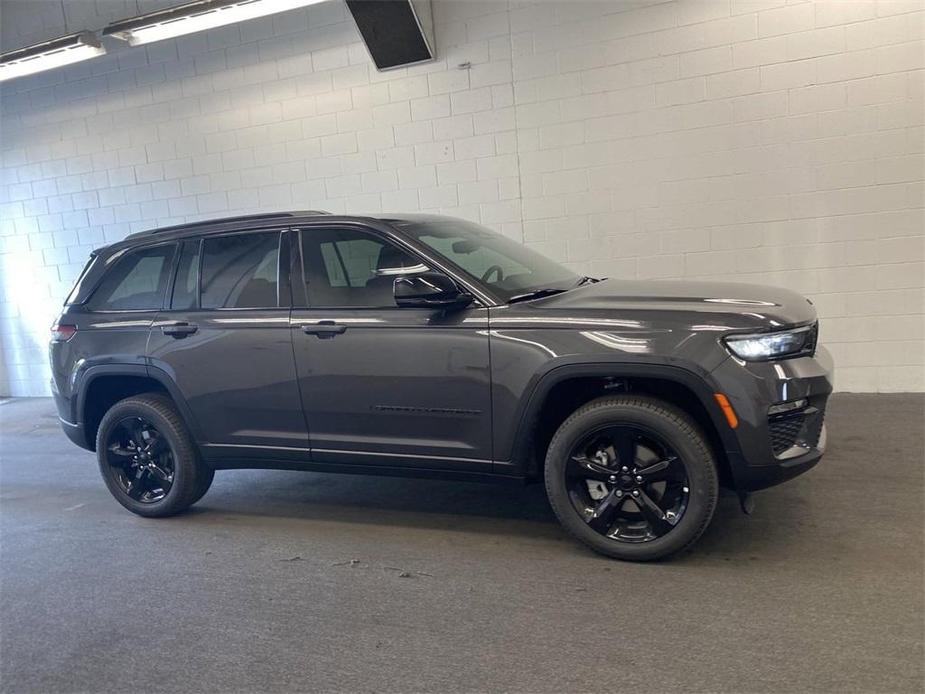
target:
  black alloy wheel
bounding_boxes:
[96,393,213,517]
[566,425,689,542]
[105,416,175,503]
[545,396,718,561]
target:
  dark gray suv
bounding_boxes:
[50,211,833,561]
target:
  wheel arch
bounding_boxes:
[77,364,202,451]
[507,363,742,487]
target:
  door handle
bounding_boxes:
[161,322,198,338]
[301,321,347,339]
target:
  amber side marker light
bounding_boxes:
[714,393,739,429]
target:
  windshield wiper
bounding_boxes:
[507,288,569,304]
[507,276,600,304]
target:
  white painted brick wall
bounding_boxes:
[0,0,923,395]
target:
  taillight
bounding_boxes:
[51,323,77,342]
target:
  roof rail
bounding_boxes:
[141,210,331,236]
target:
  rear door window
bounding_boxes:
[87,245,175,311]
[200,232,280,309]
[170,240,201,310]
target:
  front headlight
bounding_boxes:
[724,325,815,361]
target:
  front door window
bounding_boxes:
[301,228,425,308]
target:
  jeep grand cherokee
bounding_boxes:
[51,211,833,561]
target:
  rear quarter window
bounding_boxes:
[86,245,175,311]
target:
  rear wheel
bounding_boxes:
[96,393,212,517]
[545,395,718,561]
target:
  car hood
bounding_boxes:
[530,278,817,329]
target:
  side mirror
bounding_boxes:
[393,271,473,309]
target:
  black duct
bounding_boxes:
[346,0,435,71]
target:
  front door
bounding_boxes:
[290,225,492,471]
[147,229,308,462]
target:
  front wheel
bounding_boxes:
[96,393,212,517]
[545,395,718,561]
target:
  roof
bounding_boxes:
[122,211,331,241]
[101,211,462,255]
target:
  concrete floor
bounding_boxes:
[0,394,922,693]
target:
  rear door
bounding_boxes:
[147,229,308,462]
[290,224,493,471]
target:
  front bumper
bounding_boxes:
[711,345,833,492]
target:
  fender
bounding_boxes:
[503,359,744,476]
[74,363,147,425]
[76,363,204,444]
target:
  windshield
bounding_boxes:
[393,218,579,302]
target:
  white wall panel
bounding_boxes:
[0,0,922,395]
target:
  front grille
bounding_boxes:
[770,415,805,455]
[804,408,825,447]
[768,405,826,456]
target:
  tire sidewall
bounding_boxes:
[546,398,718,561]
[96,397,197,517]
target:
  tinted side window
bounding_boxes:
[200,232,279,309]
[171,240,201,310]
[88,245,174,311]
[301,229,424,308]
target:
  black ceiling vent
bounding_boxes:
[346,0,435,71]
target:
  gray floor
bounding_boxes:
[0,394,922,694]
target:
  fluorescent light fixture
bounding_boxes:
[0,32,106,82]
[104,0,328,46]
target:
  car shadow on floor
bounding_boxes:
[195,468,560,526]
[186,467,797,561]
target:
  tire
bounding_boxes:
[95,393,212,518]
[545,395,718,562]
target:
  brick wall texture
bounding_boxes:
[1,0,923,395]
